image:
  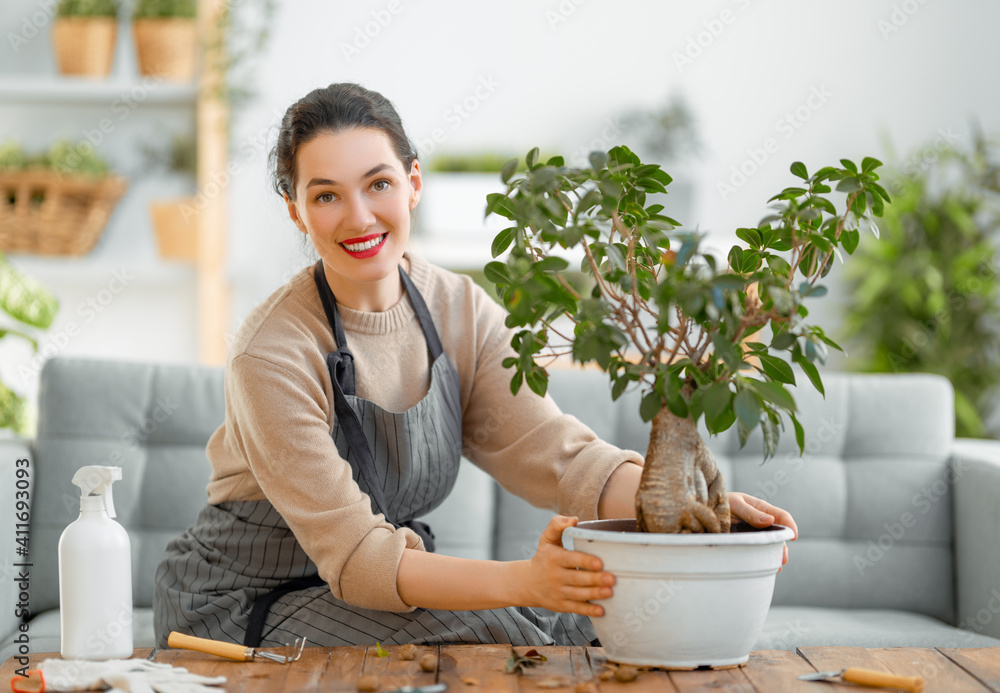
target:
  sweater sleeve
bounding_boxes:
[459,288,645,520]
[224,353,423,612]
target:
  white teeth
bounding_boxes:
[342,234,385,252]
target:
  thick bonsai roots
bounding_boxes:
[636,407,731,534]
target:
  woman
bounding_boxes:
[153,83,797,649]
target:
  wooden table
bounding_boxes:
[3,645,999,693]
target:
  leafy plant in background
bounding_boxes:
[0,256,59,435]
[484,147,888,534]
[0,139,112,178]
[56,0,119,16]
[132,0,196,19]
[619,93,701,164]
[843,132,1000,438]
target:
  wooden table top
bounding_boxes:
[4,644,999,693]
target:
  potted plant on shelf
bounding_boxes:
[0,139,127,256]
[484,146,889,668]
[52,0,120,78]
[141,132,198,261]
[132,0,197,81]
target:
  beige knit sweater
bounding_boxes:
[205,252,644,612]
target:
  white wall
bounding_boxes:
[2,0,999,428]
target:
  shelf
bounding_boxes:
[0,75,196,106]
[7,255,195,285]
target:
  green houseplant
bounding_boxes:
[132,0,197,81]
[842,133,1000,438]
[482,146,888,667]
[53,0,120,77]
[0,256,59,435]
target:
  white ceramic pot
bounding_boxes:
[562,519,794,669]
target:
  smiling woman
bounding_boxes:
[151,82,794,652]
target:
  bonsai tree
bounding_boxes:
[483,146,889,534]
[843,132,1000,438]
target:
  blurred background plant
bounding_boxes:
[56,0,119,16]
[619,93,701,164]
[132,0,195,18]
[842,128,1000,438]
[0,256,59,435]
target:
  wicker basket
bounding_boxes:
[0,169,128,256]
[133,19,196,81]
[52,17,117,77]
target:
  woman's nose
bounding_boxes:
[343,193,377,229]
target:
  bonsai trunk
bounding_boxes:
[636,407,731,534]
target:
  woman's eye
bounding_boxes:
[317,192,334,203]
[372,179,390,192]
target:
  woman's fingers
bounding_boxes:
[540,514,578,546]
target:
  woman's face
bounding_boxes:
[286,127,421,310]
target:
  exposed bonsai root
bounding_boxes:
[636,407,730,534]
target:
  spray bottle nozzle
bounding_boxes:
[71,466,122,518]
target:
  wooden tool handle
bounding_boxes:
[168,631,253,661]
[842,667,925,692]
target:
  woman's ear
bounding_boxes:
[408,159,423,211]
[284,193,308,234]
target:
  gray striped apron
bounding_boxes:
[153,262,597,648]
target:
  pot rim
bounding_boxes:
[564,519,795,546]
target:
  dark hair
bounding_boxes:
[270,83,417,201]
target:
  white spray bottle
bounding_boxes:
[58,465,133,659]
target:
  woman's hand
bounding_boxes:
[728,492,799,569]
[515,515,615,618]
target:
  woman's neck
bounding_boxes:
[323,260,407,312]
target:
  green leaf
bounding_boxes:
[757,354,796,384]
[747,379,796,411]
[790,412,806,454]
[375,641,390,657]
[491,227,517,258]
[526,147,540,169]
[792,349,825,396]
[589,151,608,170]
[640,390,663,423]
[501,158,519,183]
[734,388,761,430]
[526,367,548,397]
[761,416,780,459]
[861,156,883,173]
[703,382,734,433]
[836,177,862,193]
[840,158,858,174]
[841,228,860,255]
[736,227,762,249]
[790,161,808,180]
[485,192,516,220]
[0,257,59,329]
[771,332,796,350]
[483,261,510,286]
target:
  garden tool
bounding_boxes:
[9,658,227,692]
[167,631,307,664]
[798,667,924,692]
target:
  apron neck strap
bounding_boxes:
[312,260,444,361]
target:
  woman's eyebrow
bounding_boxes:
[305,163,394,189]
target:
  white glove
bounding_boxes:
[22,658,227,693]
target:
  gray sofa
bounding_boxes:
[2,356,999,663]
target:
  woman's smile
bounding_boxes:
[340,232,389,257]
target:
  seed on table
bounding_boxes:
[420,653,438,672]
[614,666,638,683]
[399,643,418,660]
[357,674,380,692]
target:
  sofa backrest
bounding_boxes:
[29,358,225,616]
[29,358,957,627]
